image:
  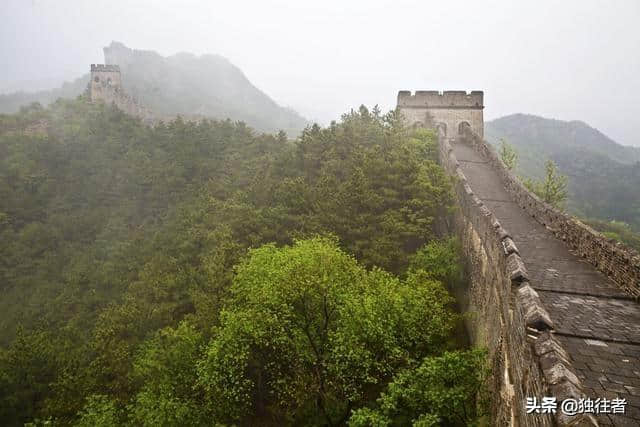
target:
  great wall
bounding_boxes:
[88,63,209,125]
[89,64,153,124]
[87,68,640,425]
[399,91,640,426]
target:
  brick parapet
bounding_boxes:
[397,90,485,138]
[89,64,154,125]
[398,90,484,108]
[460,126,640,299]
[90,64,120,72]
[438,129,597,426]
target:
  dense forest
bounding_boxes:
[0,42,308,136]
[0,98,485,425]
[486,114,640,241]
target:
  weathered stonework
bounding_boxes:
[397,90,484,138]
[459,125,640,299]
[89,64,152,123]
[399,88,640,425]
[89,64,122,100]
[435,125,597,426]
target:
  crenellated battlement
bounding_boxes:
[90,64,121,73]
[91,64,120,73]
[397,89,484,137]
[88,64,152,124]
[397,90,483,109]
[90,64,123,102]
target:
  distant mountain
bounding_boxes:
[0,41,308,135]
[486,114,640,230]
[0,76,89,113]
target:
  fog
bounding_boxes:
[2,0,639,146]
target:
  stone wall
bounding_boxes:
[89,64,153,125]
[460,126,640,299]
[90,65,123,101]
[398,90,484,138]
[399,90,483,108]
[439,129,597,426]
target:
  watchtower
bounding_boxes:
[89,64,122,103]
[397,90,484,138]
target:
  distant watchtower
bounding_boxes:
[90,64,122,103]
[397,90,484,138]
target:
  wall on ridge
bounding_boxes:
[439,129,597,426]
[89,64,154,125]
[460,126,640,299]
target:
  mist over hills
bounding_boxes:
[486,114,640,230]
[0,76,90,114]
[2,41,637,229]
[0,42,308,135]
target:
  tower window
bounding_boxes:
[94,76,99,82]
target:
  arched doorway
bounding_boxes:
[458,121,470,135]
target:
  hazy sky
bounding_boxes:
[2,0,640,145]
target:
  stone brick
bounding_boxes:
[397,90,484,138]
[462,124,640,296]
[506,253,529,283]
[502,237,519,255]
[517,284,554,331]
[556,412,598,427]
[550,378,585,402]
[89,64,153,123]
[544,362,581,387]
[424,105,608,427]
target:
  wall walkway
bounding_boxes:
[449,131,640,426]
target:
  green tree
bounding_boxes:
[256,106,454,273]
[0,99,464,425]
[127,321,207,426]
[197,237,458,425]
[499,139,518,171]
[0,328,58,425]
[74,395,121,427]
[583,218,640,250]
[348,350,488,427]
[408,238,462,286]
[523,159,568,209]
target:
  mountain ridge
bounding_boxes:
[486,113,640,230]
[487,113,640,165]
[0,41,308,135]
